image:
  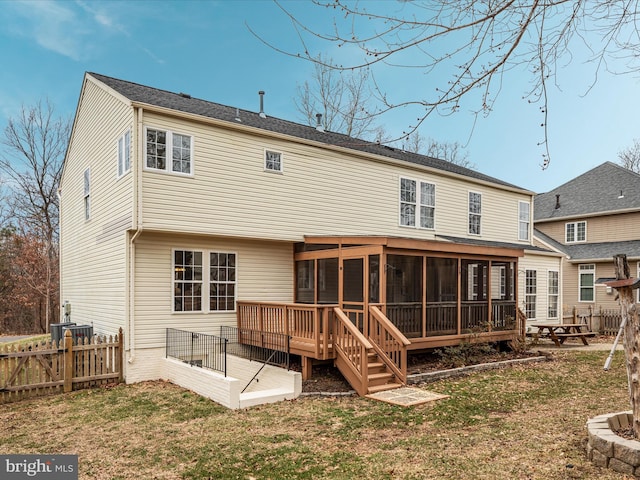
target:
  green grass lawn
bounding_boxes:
[0,349,631,479]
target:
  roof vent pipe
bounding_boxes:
[258,91,266,118]
[555,194,560,209]
[316,113,324,132]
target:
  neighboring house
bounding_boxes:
[60,72,553,396]
[534,162,640,322]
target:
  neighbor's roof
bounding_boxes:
[534,162,640,221]
[87,72,528,192]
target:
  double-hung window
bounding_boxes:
[210,253,236,311]
[265,150,283,172]
[548,270,559,319]
[173,250,236,313]
[399,178,435,229]
[518,201,530,241]
[579,264,595,302]
[174,250,203,312]
[468,192,482,235]
[146,128,193,175]
[525,269,537,319]
[83,168,90,221]
[565,221,586,243]
[118,129,131,177]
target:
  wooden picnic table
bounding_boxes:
[531,323,596,347]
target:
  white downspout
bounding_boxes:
[128,106,144,364]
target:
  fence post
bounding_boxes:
[63,330,73,393]
[118,328,124,383]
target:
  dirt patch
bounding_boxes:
[298,346,543,393]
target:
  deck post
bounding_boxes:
[301,356,313,380]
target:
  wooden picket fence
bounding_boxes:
[0,328,123,404]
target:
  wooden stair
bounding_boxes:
[362,351,403,394]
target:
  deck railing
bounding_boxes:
[237,302,336,359]
[332,307,371,396]
[492,301,517,330]
[426,302,458,336]
[368,306,409,383]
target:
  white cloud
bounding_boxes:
[2,0,132,61]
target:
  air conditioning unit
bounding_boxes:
[50,322,77,343]
[62,325,93,343]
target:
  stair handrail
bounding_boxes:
[332,307,372,395]
[368,306,410,384]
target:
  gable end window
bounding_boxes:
[518,201,530,241]
[83,168,90,221]
[468,192,482,235]
[118,129,131,177]
[145,127,193,175]
[565,221,586,243]
[399,177,436,229]
[265,150,283,172]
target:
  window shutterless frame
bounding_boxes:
[144,126,194,176]
[399,177,436,230]
[518,201,530,241]
[264,149,283,173]
[468,191,482,236]
[171,248,238,313]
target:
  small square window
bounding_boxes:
[265,150,283,172]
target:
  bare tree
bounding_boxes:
[618,139,640,173]
[259,1,640,168]
[295,54,378,139]
[402,131,475,169]
[0,99,70,330]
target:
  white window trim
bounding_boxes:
[264,149,283,173]
[565,221,587,243]
[83,168,90,221]
[399,177,436,230]
[518,201,530,241]
[578,264,595,303]
[171,248,237,314]
[468,191,482,236]
[547,269,559,319]
[525,269,537,320]
[144,126,194,176]
[117,129,131,178]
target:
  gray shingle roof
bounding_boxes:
[435,234,552,254]
[534,162,640,221]
[88,72,527,191]
[561,239,640,262]
[534,228,640,261]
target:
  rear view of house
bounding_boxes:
[59,73,552,399]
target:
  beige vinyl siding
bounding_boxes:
[562,261,622,313]
[133,233,293,349]
[537,211,640,244]
[519,252,562,322]
[139,112,532,245]
[59,78,134,336]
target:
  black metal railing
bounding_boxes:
[220,326,290,370]
[165,328,228,376]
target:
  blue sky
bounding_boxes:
[1,0,639,194]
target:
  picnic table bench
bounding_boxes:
[530,323,596,347]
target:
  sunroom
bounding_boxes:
[237,236,526,386]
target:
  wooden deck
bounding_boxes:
[237,301,525,395]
